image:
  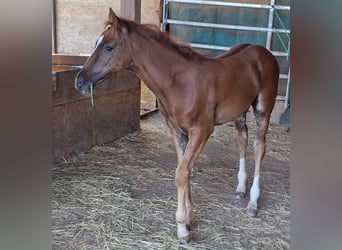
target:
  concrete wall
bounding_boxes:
[55,0,161,55]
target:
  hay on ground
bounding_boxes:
[53,112,290,250]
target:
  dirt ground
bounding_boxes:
[52,111,290,249]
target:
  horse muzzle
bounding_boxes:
[75,70,92,94]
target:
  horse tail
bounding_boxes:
[253,46,279,116]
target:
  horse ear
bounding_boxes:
[108,7,120,25]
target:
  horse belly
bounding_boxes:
[213,72,259,125]
[214,106,244,124]
[214,94,255,125]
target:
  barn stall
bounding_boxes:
[52,54,141,163]
[52,0,290,249]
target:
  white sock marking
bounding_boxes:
[250,175,260,203]
[237,158,247,193]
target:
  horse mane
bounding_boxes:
[105,18,204,61]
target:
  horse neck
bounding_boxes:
[128,29,189,101]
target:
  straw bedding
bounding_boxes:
[53,112,290,249]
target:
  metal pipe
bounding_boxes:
[266,0,276,50]
[167,19,290,34]
[285,67,290,108]
[279,74,289,80]
[189,42,289,57]
[166,0,290,10]
[161,0,168,31]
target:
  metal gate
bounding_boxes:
[161,0,290,107]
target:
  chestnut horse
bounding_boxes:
[75,8,279,243]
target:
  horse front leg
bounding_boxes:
[174,127,212,243]
[172,131,192,226]
[171,130,188,166]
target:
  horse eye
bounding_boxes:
[104,45,113,52]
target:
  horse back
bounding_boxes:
[222,43,279,98]
[216,43,252,59]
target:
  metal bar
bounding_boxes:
[166,0,290,10]
[266,0,275,50]
[189,42,289,57]
[274,8,291,41]
[167,19,290,34]
[279,74,289,80]
[161,0,168,31]
[189,43,230,51]
[285,67,290,108]
[275,31,289,53]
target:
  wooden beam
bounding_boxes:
[120,0,141,23]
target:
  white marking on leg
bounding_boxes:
[242,131,247,140]
[236,158,247,193]
[256,101,264,112]
[176,186,190,241]
[176,206,190,241]
[250,175,260,204]
[177,222,189,241]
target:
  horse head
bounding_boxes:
[75,8,131,93]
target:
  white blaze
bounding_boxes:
[90,34,104,56]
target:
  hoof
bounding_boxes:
[177,224,190,244]
[247,207,258,217]
[179,235,190,244]
[247,201,258,217]
[236,192,246,199]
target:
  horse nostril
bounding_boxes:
[75,74,84,89]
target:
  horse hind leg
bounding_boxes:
[234,112,248,199]
[247,99,272,217]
